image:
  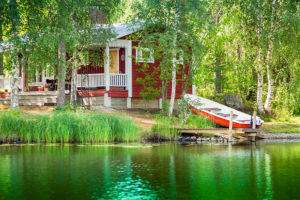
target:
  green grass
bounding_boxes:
[150,114,215,140]
[263,116,300,123]
[0,111,139,143]
[261,116,300,133]
[261,123,300,133]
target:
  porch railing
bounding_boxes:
[0,76,22,90]
[77,73,127,88]
[110,74,127,87]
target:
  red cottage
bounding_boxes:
[0,23,195,108]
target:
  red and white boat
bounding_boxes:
[184,94,263,129]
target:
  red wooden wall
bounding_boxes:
[131,41,192,99]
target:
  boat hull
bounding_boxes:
[189,106,262,129]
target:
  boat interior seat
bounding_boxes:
[237,120,251,122]
[217,113,238,118]
[203,108,221,112]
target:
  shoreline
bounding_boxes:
[257,132,300,139]
[1,133,300,145]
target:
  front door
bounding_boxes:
[109,49,119,73]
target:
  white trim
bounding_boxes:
[109,39,130,48]
[176,50,184,64]
[21,66,25,92]
[105,44,110,91]
[35,71,39,83]
[136,47,154,63]
[192,85,196,95]
[127,41,132,97]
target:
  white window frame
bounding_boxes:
[136,47,154,63]
[176,50,184,64]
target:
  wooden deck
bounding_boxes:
[178,128,260,137]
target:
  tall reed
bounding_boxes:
[151,114,215,140]
[0,111,139,143]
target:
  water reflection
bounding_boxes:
[0,142,300,200]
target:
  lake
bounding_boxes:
[0,141,300,200]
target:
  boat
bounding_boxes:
[184,94,263,129]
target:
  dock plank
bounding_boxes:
[178,128,259,136]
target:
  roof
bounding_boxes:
[0,22,141,53]
[95,22,141,40]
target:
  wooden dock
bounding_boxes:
[178,128,260,137]
[178,111,260,141]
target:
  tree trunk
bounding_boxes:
[168,0,179,117]
[214,9,222,95]
[10,53,19,110]
[214,57,222,95]
[264,0,276,114]
[256,0,264,114]
[0,15,3,75]
[257,49,264,114]
[264,44,274,114]
[57,36,66,108]
[70,51,78,105]
[9,0,20,110]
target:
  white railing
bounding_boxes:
[77,73,105,88]
[77,73,127,88]
[110,74,127,87]
[0,76,22,90]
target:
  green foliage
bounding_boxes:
[131,0,206,101]
[151,114,215,140]
[151,116,178,140]
[0,111,139,143]
[185,115,215,129]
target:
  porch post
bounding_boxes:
[192,85,196,95]
[42,70,46,85]
[35,70,39,83]
[105,44,110,91]
[21,59,25,93]
[126,40,132,109]
[127,41,132,97]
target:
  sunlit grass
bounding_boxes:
[150,114,215,140]
[0,111,139,143]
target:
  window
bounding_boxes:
[136,47,154,63]
[175,50,184,64]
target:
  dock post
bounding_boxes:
[251,111,257,142]
[228,111,233,142]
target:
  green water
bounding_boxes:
[0,142,300,200]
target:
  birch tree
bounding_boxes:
[132,0,206,116]
[9,0,20,110]
[168,0,179,116]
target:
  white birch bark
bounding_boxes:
[264,0,276,113]
[257,49,264,114]
[70,51,78,105]
[9,0,20,110]
[57,36,66,108]
[168,0,179,117]
[256,0,264,114]
[10,53,19,110]
[214,9,222,95]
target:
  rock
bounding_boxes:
[201,137,210,141]
[190,136,197,141]
[223,93,244,109]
